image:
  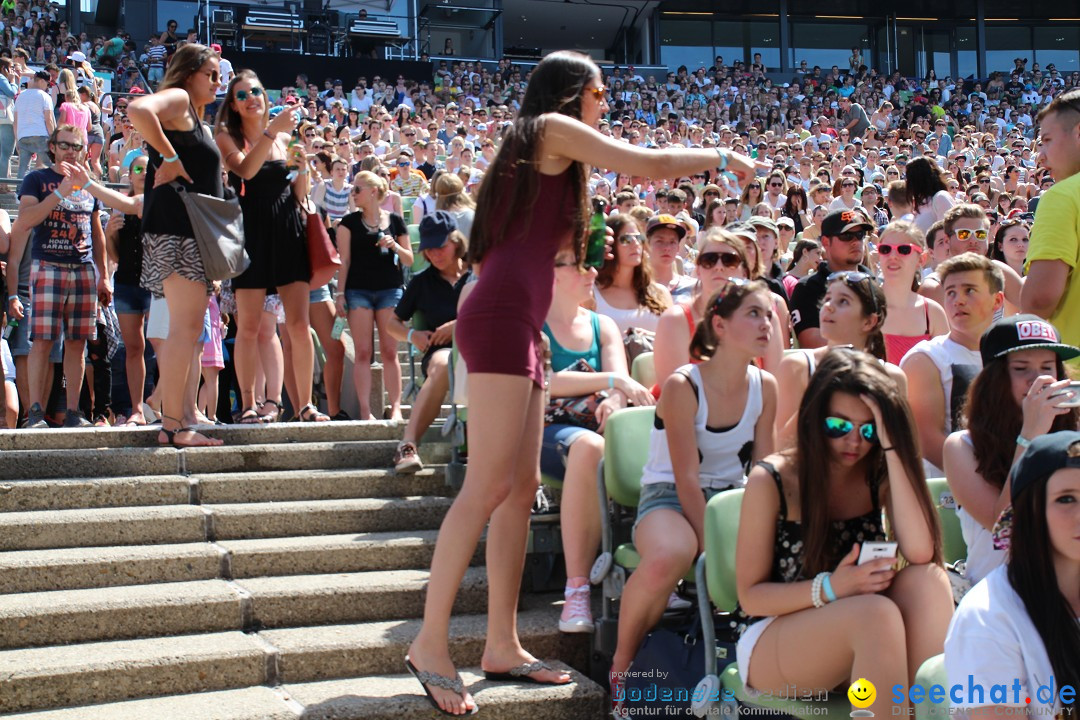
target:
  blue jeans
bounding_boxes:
[16,135,50,179]
[0,123,14,183]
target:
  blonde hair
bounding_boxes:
[434,173,475,210]
[879,219,926,248]
[57,68,77,102]
[353,170,388,200]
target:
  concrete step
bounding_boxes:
[0,475,192,513]
[1,669,607,720]
[0,528,476,594]
[0,631,268,714]
[196,466,450,504]
[208,495,453,540]
[261,597,590,682]
[0,440,451,481]
[3,686,301,720]
[281,667,606,720]
[0,505,208,551]
[0,421,407,452]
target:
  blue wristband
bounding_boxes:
[162,153,179,163]
[53,189,65,201]
[822,573,838,603]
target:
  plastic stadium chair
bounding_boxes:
[630,352,656,388]
[402,310,427,403]
[925,477,967,565]
[914,654,949,720]
[691,489,852,718]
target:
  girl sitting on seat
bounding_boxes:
[736,348,953,716]
[610,279,778,717]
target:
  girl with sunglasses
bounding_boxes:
[944,430,1080,720]
[611,279,778,717]
[776,270,906,445]
[406,50,758,716]
[943,315,1079,586]
[592,215,671,334]
[736,348,952,716]
[877,221,950,364]
[739,178,764,222]
[214,70,328,424]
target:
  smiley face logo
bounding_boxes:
[848,678,876,709]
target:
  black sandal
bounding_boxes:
[258,399,283,423]
[158,417,223,448]
[237,407,262,424]
[299,403,331,422]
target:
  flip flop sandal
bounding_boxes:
[405,656,477,716]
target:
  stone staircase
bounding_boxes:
[0,422,607,718]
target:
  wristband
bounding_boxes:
[53,189,65,201]
[714,147,728,171]
[407,328,415,345]
[263,129,276,141]
[822,573,837,603]
[880,446,895,452]
[297,166,308,175]
[608,374,615,390]
[162,153,179,163]
[1016,434,1032,449]
[79,179,94,192]
[7,295,18,302]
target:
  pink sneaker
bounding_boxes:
[558,584,593,633]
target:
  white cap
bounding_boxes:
[70,51,86,62]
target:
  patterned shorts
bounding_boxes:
[140,233,213,298]
[30,261,97,341]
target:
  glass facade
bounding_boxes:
[656,2,1080,78]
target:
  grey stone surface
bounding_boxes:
[237,566,488,628]
[195,467,450,504]
[0,580,245,648]
[261,600,590,682]
[283,668,607,720]
[0,632,267,714]
[181,441,403,475]
[0,475,191,512]
[207,496,453,540]
[1,687,301,720]
[0,542,222,593]
[220,529,477,578]
[0,447,178,481]
[0,505,207,551]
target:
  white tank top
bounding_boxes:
[641,363,763,489]
[955,432,1007,583]
[593,287,661,333]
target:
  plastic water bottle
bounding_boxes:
[380,232,391,256]
[331,316,347,340]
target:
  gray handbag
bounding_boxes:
[170,182,250,281]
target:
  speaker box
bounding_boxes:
[94,0,121,25]
[303,0,323,11]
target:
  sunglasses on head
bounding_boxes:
[824,416,877,442]
[828,270,879,312]
[878,243,915,256]
[234,87,263,101]
[697,250,742,270]
[954,228,988,241]
[617,233,643,246]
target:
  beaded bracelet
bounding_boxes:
[811,572,828,609]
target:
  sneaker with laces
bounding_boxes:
[63,409,93,428]
[26,403,48,429]
[559,583,593,633]
[394,441,423,474]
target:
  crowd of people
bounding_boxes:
[0,23,1076,720]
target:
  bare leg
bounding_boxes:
[609,509,698,676]
[233,289,266,412]
[375,307,402,420]
[559,432,605,581]
[309,299,344,416]
[184,342,201,426]
[26,339,54,408]
[256,310,284,419]
[63,339,87,410]
[118,313,148,423]
[200,367,220,420]
[346,307,375,420]
[278,321,299,415]
[481,383,570,683]
[400,349,450,446]
[279,282,315,414]
[407,373,537,715]
[4,379,17,428]
[883,563,954,684]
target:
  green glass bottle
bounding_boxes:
[585,211,606,269]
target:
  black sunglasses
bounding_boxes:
[698,251,742,270]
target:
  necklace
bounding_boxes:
[360,211,381,232]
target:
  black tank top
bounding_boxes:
[142,105,223,239]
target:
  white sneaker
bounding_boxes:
[559,584,593,633]
[666,591,692,611]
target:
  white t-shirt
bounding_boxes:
[913,189,956,234]
[952,432,1007,584]
[216,57,234,97]
[14,87,52,139]
[945,565,1073,716]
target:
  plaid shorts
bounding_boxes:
[30,261,98,342]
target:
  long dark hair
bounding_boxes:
[795,348,941,576]
[598,215,669,316]
[468,51,595,264]
[822,274,888,361]
[964,357,1078,489]
[158,43,217,94]
[1008,473,1080,713]
[905,156,949,213]
[214,69,266,149]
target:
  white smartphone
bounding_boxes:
[857,541,898,566]
[1051,381,1080,408]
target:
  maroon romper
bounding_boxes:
[456,168,575,387]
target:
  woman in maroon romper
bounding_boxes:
[405,50,758,716]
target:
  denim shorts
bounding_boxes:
[346,287,403,311]
[632,481,733,544]
[309,284,332,304]
[540,423,596,482]
[113,283,152,315]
